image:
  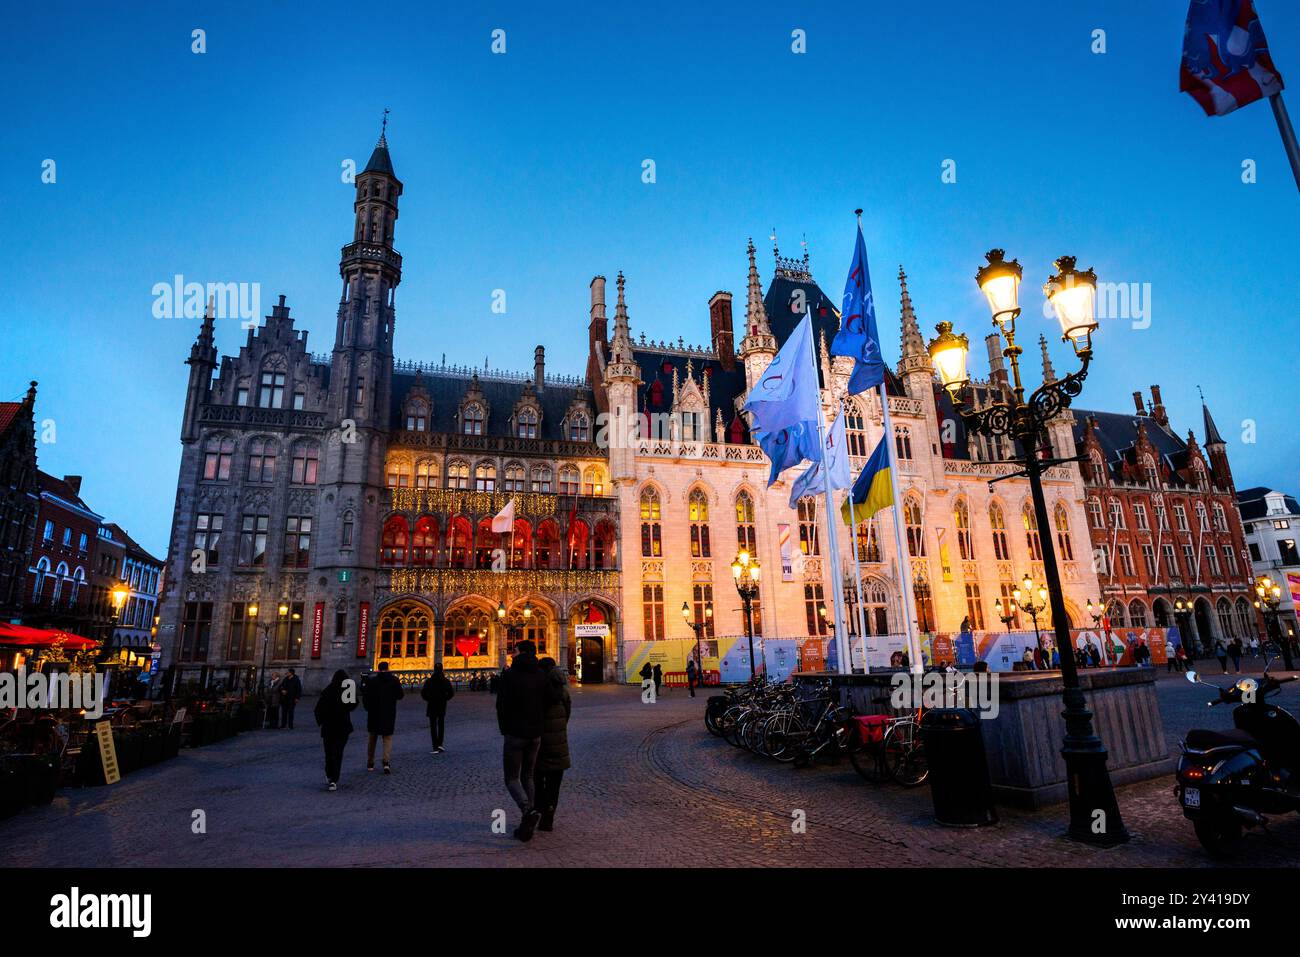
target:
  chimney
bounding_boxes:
[985,334,1008,391]
[708,291,735,371]
[534,345,545,391]
[1149,384,1168,428]
[63,475,82,496]
[1132,391,1146,415]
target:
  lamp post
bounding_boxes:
[731,550,761,678]
[994,597,1018,633]
[681,601,713,676]
[1254,575,1294,671]
[498,600,533,659]
[109,583,129,645]
[926,248,1128,846]
[248,602,289,693]
[1173,597,1196,660]
[1016,573,1049,655]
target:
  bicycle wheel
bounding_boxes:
[848,737,885,783]
[883,720,929,787]
[767,712,805,763]
[720,706,746,747]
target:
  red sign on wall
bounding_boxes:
[357,601,370,659]
[310,602,324,660]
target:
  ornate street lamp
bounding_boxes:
[249,602,289,694]
[1173,597,1197,659]
[926,248,1127,846]
[731,550,761,678]
[1254,575,1294,670]
[1015,574,1049,656]
[681,601,713,680]
[994,597,1018,633]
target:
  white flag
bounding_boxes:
[491,499,516,534]
[788,407,852,507]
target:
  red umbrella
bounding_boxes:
[0,623,99,649]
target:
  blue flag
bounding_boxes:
[829,224,885,394]
[744,313,823,486]
[788,406,851,507]
[763,422,819,487]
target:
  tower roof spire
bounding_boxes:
[364,111,395,175]
[898,265,924,360]
[1038,333,1056,382]
[612,270,631,346]
[1200,386,1226,446]
[745,238,771,335]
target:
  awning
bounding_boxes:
[0,623,100,649]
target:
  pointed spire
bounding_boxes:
[1038,333,1056,382]
[898,265,924,360]
[610,270,632,357]
[744,239,771,335]
[364,111,395,175]
[1200,386,1225,446]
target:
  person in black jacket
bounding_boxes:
[279,668,303,729]
[496,639,548,841]
[314,670,358,791]
[533,657,571,832]
[362,661,404,773]
[420,664,455,754]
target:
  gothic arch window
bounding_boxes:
[798,497,821,556]
[203,434,235,481]
[247,437,278,483]
[582,465,605,496]
[411,516,438,565]
[534,519,560,569]
[1127,599,1149,628]
[689,488,711,558]
[380,516,409,566]
[340,509,355,548]
[735,491,756,554]
[516,407,538,439]
[1212,502,1227,532]
[568,518,590,569]
[503,463,526,493]
[462,402,485,436]
[1194,461,1209,490]
[640,486,662,557]
[33,557,51,602]
[474,462,496,492]
[404,398,428,432]
[845,405,869,458]
[1089,450,1105,484]
[894,425,913,462]
[474,518,497,568]
[291,441,319,485]
[510,518,532,568]
[443,606,491,660]
[386,457,411,488]
[904,495,925,557]
[558,465,579,496]
[855,515,881,563]
[446,516,472,568]
[1234,598,1253,639]
[954,498,974,561]
[531,466,552,493]
[1054,503,1074,561]
[1106,599,1125,628]
[1087,496,1104,530]
[594,519,617,570]
[257,357,288,409]
[378,604,430,662]
[1143,455,1159,489]
[414,459,438,489]
[1022,503,1043,561]
[1195,501,1209,532]
[989,502,1010,561]
[568,412,590,442]
[446,460,469,490]
[1216,598,1235,638]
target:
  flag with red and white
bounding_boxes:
[1180,0,1284,116]
[491,499,515,534]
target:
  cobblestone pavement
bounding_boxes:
[2,670,1297,868]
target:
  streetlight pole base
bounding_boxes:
[1061,745,1131,846]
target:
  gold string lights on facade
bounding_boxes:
[387,568,619,595]
[388,487,559,517]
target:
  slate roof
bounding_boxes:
[0,402,21,438]
[36,470,98,514]
[1237,487,1300,520]
[389,370,591,441]
[1070,409,1192,487]
[105,522,164,566]
[364,136,395,176]
[632,348,751,442]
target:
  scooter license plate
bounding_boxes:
[1183,787,1201,808]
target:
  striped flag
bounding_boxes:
[1180,0,1284,116]
[840,437,893,524]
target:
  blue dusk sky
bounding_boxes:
[2,0,1297,556]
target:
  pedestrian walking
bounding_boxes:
[420,663,454,754]
[1249,635,1260,657]
[533,656,571,833]
[362,661,404,773]
[1213,640,1229,674]
[1050,645,1060,669]
[1169,644,1185,672]
[497,639,548,841]
[266,672,282,728]
[1134,639,1151,668]
[1227,638,1242,674]
[685,657,698,698]
[639,661,655,702]
[278,668,303,729]
[652,662,664,696]
[314,669,357,791]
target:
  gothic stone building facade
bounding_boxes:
[594,243,1104,657]
[158,134,620,693]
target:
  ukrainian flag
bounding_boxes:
[841,437,893,524]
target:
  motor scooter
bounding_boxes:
[1176,657,1300,857]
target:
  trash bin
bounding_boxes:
[919,708,997,827]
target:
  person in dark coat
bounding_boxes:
[265,672,282,728]
[638,661,655,702]
[685,657,698,697]
[420,664,455,754]
[1227,638,1242,674]
[1213,640,1229,674]
[533,657,572,833]
[314,670,358,791]
[496,639,548,841]
[362,661,404,773]
[278,668,303,729]
[652,662,664,696]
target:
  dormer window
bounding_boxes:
[568,413,589,442]
[517,408,538,439]
[405,398,428,432]
[258,368,286,408]
[463,403,484,435]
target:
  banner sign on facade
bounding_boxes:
[575,623,609,638]
[778,524,794,581]
[310,602,324,660]
[356,601,370,659]
[762,639,799,682]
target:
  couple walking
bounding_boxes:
[497,639,571,842]
[313,662,405,788]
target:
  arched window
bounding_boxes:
[904,496,925,557]
[1235,598,1254,639]
[33,557,51,602]
[735,491,756,554]
[582,465,605,496]
[387,458,411,488]
[443,607,491,661]
[378,604,430,661]
[1088,451,1106,484]
[798,497,820,556]
[1195,501,1209,532]
[1143,455,1159,488]
[291,442,319,485]
[689,488,711,558]
[414,459,438,489]
[446,460,469,490]
[640,487,662,557]
[411,516,438,565]
[1054,503,1074,561]
[202,435,235,481]
[855,516,881,563]
[462,402,485,435]
[1106,599,1125,628]
[594,519,617,570]
[846,406,868,458]
[1127,599,1148,628]
[247,438,277,483]
[568,412,590,442]
[504,609,549,657]
[516,407,538,439]
[531,466,552,493]
[404,399,428,432]
[474,462,496,492]
[954,498,974,561]
[1023,503,1042,561]
[380,516,409,566]
[558,465,579,496]
[510,518,532,568]
[894,426,913,461]
[446,516,472,568]
[503,463,526,493]
[534,519,560,569]
[474,518,496,568]
[1212,502,1227,532]
[1216,598,1235,639]
[257,361,287,409]
[990,503,1009,561]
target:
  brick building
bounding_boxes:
[25,472,100,631]
[0,382,40,621]
[1072,388,1256,653]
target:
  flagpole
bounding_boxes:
[877,382,922,675]
[842,398,870,662]
[1270,93,1300,194]
[808,316,850,674]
